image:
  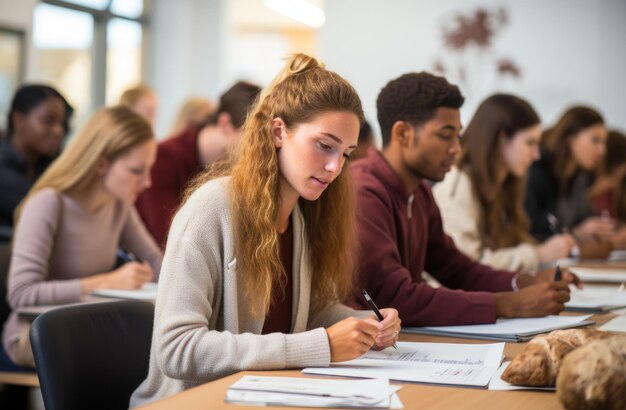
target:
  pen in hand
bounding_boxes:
[554,265,561,282]
[361,289,398,349]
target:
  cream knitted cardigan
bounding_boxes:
[432,167,540,272]
[130,177,367,407]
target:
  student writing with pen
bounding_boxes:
[2,107,162,370]
[130,54,401,408]
[524,106,616,257]
[349,72,581,328]
[433,94,576,271]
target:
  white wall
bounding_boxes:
[319,0,626,144]
[0,0,38,81]
[149,0,226,137]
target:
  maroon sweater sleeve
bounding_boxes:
[353,176,514,326]
[420,183,515,293]
[135,145,187,248]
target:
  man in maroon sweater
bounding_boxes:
[350,72,578,326]
[135,81,260,247]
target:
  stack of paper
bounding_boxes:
[226,376,401,408]
[402,315,593,342]
[304,341,504,388]
[568,267,626,283]
[566,285,626,312]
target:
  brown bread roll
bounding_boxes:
[556,335,626,410]
[501,328,614,387]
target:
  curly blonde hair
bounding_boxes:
[186,54,364,317]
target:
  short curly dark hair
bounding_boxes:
[376,72,464,147]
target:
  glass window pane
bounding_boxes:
[110,0,143,18]
[106,18,143,104]
[57,0,109,10]
[0,30,24,133]
[32,3,93,130]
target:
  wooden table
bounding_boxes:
[138,313,615,410]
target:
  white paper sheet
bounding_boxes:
[414,315,591,335]
[226,376,401,408]
[599,316,626,332]
[567,286,626,311]
[91,282,157,302]
[303,341,504,388]
[569,267,626,283]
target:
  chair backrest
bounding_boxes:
[0,241,12,328]
[29,300,154,410]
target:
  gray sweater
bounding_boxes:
[130,177,366,408]
[2,188,162,362]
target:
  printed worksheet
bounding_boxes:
[304,341,504,388]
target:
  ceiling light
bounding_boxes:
[264,0,325,28]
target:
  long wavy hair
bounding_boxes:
[15,106,153,224]
[459,94,539,249]
[542,106,604,194]
[186,53,364,317]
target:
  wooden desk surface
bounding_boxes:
[138,313,615,410]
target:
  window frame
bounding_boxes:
[40,0,150,110]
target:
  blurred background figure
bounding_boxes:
[434,94,575,271]
[168,96,216,136]
[589,129,626,249]
[351,119,376,161]
[135,81,261,247]
[119,84,158,129]
[0,84,73,239]
[524,106,614,258]
[2,106,161,370]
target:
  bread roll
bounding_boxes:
[557,335,626,410]
[501,328,613,387]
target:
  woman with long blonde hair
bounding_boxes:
[2,106,162,369]
[130,54,401,407]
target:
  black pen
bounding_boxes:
[361,289,398,349]
[554,265,561,282]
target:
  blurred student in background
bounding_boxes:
[119,84,158,129]
[588,129,626,249]
[434,94,575,271]
[524,106,614,257]
[168,96,216,136]
[1,106,162,369]
[350,119,376,161]
[135,81,261,247]
[0,85,73,237]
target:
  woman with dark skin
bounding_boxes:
[0,84,73,234]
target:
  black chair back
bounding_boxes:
[0,241,12,327]
[29,300,154,410]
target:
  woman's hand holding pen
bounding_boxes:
[107,261,153,289]
[326,317,378,362]
[536,234,577,263]
[369,308,401,351]
[80,261,153,294]
[573,217,616,243]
